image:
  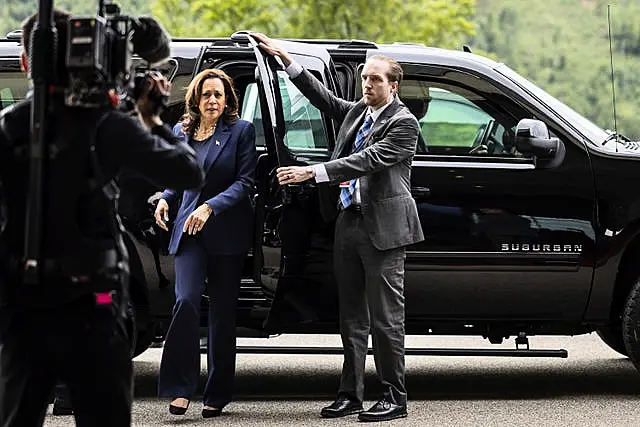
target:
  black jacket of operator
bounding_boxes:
[0,96,204,308]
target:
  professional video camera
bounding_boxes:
[64,0,171,109]
[20,0,172,286]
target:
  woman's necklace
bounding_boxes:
[194,121,217,141]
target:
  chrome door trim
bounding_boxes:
[412,160,535,170]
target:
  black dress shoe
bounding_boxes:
[358,397,407,422]
[52,397,74,416]
[168,398,190,415]
[320,395,363,418]
[52,384,73,416]
[202,407,222,418]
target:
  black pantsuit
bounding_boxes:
[158,237,244,407]
[156,119,257,409]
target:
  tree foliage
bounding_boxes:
[283,0,475,47]
[5,0,640,140]
[472,0,640,139]
[1,0,150,37]
[152,0,475,47]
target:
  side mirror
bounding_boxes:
[515,119,565,168]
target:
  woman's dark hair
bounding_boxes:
[183,69,239,135]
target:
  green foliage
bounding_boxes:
[151,0,283,37]
[1,0,150,38]
[148,0,203,37]
[1,0,35,36]
[6,0,640,141]
[472,0,640,140]
[283,0,475,47]
[151,0,475,46]
[425,123,479,147]
[150,0,285,37]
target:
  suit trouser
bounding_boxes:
[0,295,132,427]
[334,209,407,406]
[158,236,243,407]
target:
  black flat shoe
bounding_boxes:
[320,394,363,418]
[357,396,407,422]
[169,398,190,415]
[202,407,222,418]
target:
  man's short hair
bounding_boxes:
[21,9,71,83]
[368,55,403,84]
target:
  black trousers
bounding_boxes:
[158,237,243,408]
[0,295,133,427]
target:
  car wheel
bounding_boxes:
[124,301,154,358]
[622,276,640,368]
[596,326,628,357]
[133,324,154,358]
[124,302,138,358]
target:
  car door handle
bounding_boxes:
[293,156,312,162]
[412,186,431,198]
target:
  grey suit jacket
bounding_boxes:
[291,69,425,250]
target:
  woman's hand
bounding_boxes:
[154,198,170,231]
[183,204,213,235]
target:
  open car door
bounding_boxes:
[249,36,342,332]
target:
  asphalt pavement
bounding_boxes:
[43,333,640,426]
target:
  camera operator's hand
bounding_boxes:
[154,198,170,231]
[136,71,171,129]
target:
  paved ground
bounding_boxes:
[44,333,640,426]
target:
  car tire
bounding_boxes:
[124,302,138,358]
[596,327,628,357]
[622,276,640,368]
[124,300,154,359]
[133,323,154,358]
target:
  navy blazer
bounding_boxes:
[161,119,257,255]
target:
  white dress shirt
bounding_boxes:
[284,60,393,204]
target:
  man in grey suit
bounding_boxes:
[254,34,424,422]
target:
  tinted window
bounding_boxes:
[240,82,266,147]
[0,71,28,109]
[400,79,521,157]
[167,74,191,107]
[240,71,328,150]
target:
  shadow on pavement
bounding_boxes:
[133,356,640,401]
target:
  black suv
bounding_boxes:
[3,32,640,368]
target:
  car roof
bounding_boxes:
[282,38,500,68]
[0,37,209,58]
[0,39,21,57]
[1,33,502,72]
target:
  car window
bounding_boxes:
[240,71,328,150]
[0,71,29,109]
[167,73,191,107]
[400,79,521,157]
[240,82,266,147]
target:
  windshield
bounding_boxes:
[496,64,608,145]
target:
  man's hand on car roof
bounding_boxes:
[252,33,294,68]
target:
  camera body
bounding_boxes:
[64,2,168,109]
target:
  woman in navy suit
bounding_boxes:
[154,69,257,418]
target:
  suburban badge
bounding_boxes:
[500,243,583,253]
